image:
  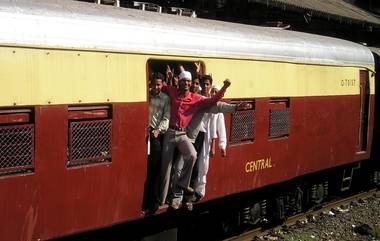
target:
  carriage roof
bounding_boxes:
[0,0,374,67]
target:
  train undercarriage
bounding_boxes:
[175,159,380,241]
[56,158,379,241]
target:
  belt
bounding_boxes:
[170,126,186,132]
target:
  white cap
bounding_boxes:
[211,85,221,91]
[179,71,192,80]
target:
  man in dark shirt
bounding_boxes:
[143,73,170,214]
[159,70,231,207]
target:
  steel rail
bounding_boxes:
[225,189,379,241]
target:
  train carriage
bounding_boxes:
[0,0,376,240]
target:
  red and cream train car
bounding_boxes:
[0,0,377,240]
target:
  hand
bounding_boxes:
[194,62,201,73]
[209,149,215,157]
[179,64,185,73]
[166,65,173,80]
[236,102,252,111]
[223,79,231,88]
[221,149,226,157]
[210,139,216,157]
[151,129,160,138]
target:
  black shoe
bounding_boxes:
[151,202,159,213]
[143,202,160,215]
[176,185,195,195]
[192,192,203,203]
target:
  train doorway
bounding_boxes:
[357,70,370,152]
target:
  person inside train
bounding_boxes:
[177,74,213,204]
[193,85,228,202]
[184,76,251,204]
[143,72,171,214]
[161,63,217,207]
[169,75,219,207]
[190,62,202,94]
[158,70,232,210]
[190,78,201,94]
[210,86,227,158]
[187,74,214,202]
[166,65,183,88]
[166,65,242,209]
[172,74,179,88]
[169,95,236,208]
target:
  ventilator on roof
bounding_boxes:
[94,0,120,7]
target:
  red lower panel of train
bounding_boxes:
[0,95,373,241]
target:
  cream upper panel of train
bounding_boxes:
[0,0,375,106]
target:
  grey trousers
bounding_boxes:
[160,128,197,204]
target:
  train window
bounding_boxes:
[0,108,34,176]
[67,105,112,167]
[268,98,290,139]
[230,100,255,144]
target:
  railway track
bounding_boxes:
[224,189,380,241]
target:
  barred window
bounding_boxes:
[269,98,290,139]
[230,100,255,144]
[67,106,112,167]
[0,108,34,175]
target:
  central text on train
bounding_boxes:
[245,158,273,173]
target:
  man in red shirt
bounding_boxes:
[159,70,231,207]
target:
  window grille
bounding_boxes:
[269,99,290,139]
[230,101,255,144]
[67,106,112,167]
[0,109,34,175]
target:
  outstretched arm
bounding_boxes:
[206,102,236,114]
[198,79,231,109]
[206,100,253,114]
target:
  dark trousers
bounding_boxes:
[143,132,163,210]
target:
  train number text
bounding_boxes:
[341,79,356,86]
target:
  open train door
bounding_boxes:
[341,70,371,192]
[357,70,370,153]
[368,48,380,186]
